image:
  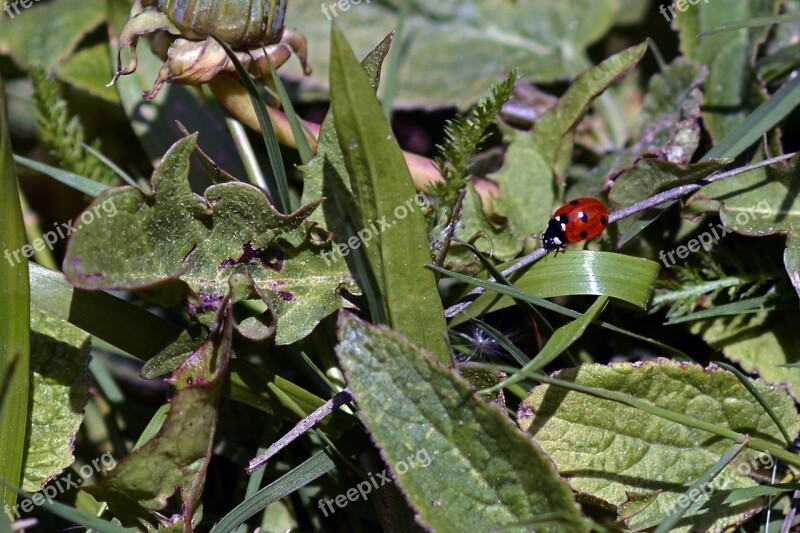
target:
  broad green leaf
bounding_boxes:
[0,74,30,510]
[300,34,392,225]
[0,0,104,71]
[336,313,588,532]
[63,135,356,345]
[491,42,647,249]
[518,360,800,532]
[330,26,448,362]
[55,43,120,103]
[30,264,344,429]
[286,0,618,109]
[85,319,232,530]
[674,0,781,141]
[692,153,800,237]
[692,310,800,399]
[23,309,91,491]
[454,251,660,322]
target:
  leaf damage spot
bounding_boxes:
[219,242,284,272]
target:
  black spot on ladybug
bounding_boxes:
[601,215,607,226]
[558,214,569,223]
[580,230,588,239]
[570,199,579,205]
[578,211,588,223]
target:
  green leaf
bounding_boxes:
[14,155,109,197]
[212,428,368,533]
[23,309,91,491]
[674,0,781,141]
[453,251,660,321]
[30,263,182,362]
[0,74,30,511]
[482,296,608,393]
[582,59,707,197]
[214,37,291,214]
[692,310,800,399]
[703,73,800,160]
[55,43,120,103]
[492,41,648,248]
[329,25,448,362]
[518,360,800,532]
[286,0,619,109]
[0,0,104,71]
[85,320,232,530]
[63,135,356,345]
[611,159,731,245]
[336,313,588,532]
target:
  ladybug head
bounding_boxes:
[542,217,567,252]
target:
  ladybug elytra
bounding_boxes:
[542,198,609,253]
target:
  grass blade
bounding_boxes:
[0,74,30,510]
[266,56,314,164]
[213,36,290,213]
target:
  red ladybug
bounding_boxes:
[542,198,609,253]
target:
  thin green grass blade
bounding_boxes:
[703,74,800,160]
[225,117,269,189]
[0,479,130,533]
[14,155,108,196]
[0,75,30,510]
[213,36,290,213]
[266,57,313,164]
[698,14,800,37]
[381,3,410,120]
[715,361,794,448]
[665,295,772,324]
[430,264,688,358]
[211,430,365,532]
[29,263,182,361]
[470,319,531,366]
[480,297,608,394]
[654,438,748,533]
[81,143,136,187]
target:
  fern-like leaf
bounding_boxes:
[430,70,518,209]
[30,65,116,186]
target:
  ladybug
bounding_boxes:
[542,198,609,253]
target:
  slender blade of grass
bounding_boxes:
[654,438,748,533]
[213,36,290,213]
[266,56,314,164]
[0,74,30,511]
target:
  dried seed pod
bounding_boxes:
[110,0,310,100]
